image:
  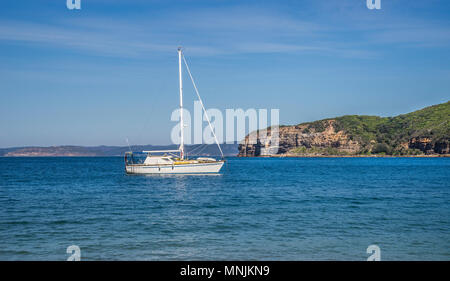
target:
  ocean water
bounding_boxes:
[0,157,449,261]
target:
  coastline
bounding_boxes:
[238,154,450,158]
[1,154,449,158]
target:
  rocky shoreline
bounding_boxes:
[239,154,450,158]
[238,102,450,157]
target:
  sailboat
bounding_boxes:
[125,47,225,174]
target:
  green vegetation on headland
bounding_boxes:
[288,146,425,156]
[299,101,450,156]
[238,101,450,157]
[289,146,352,156]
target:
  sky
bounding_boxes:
[0,0,449,147]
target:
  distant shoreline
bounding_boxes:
[0,144,239,157]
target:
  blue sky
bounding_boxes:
[0,0,449,147]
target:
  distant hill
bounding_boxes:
[0,144,239,157]
[239,101,450,156]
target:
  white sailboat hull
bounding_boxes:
[126,161,224,174]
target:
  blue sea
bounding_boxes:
[0,157,449,260]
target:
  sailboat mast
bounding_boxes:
[178,47,184,160]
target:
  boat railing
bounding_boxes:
[124,152,147,165]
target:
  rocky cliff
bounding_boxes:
[239,121,361,157]
[239,102,450,157]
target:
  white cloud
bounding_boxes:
[0,4,448,59]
